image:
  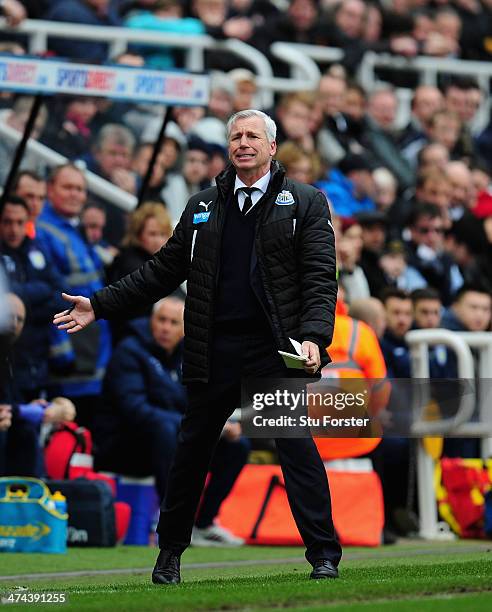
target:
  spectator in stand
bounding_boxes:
[427,109,463,159]
[357,210,388,299]
[12,171,47,240]
[275,142,321,185]
[441,283,492,458]
[0,196,67,401]
[44,0,121,63]
[399,85,444,163]
[80,202,117,268]
[405,203,463,306]
[335,217,370,304]
[36,164,111,430]
[316,153,375,218]
[132,142,168,203]
[316,73,350,166]
[41,96,98,160]
[275,92,316,152]
[417,142,450,174]
[364,88,414,192]
[373,167,398,215]
[229,69,258,113]
[378,240,427,294]
[349,296,387,340]
[84,124,137,245]
[0,97,48,186]
[445,215,492,290]
[442,78,481,161]
[410,287,454,378]
[94,296,250,546]
[380,288,413,379]
[341,81,369,156]
[108,201,172,285]
[0,292,76,478]
[434,6,462,58]
[124,0,205,69]
[415,168,453,227]
[445,161,475,221]
[442,284,492,334]
[161,136,211,226]
[253,0,330,76]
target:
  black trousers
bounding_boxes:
[156,325,342,566]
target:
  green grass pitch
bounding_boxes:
[0,540,491,610]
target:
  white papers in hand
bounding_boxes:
[278,337,308,369]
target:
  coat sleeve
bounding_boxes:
[105,345,166,427]
[298,189,338,351]
[91,207,189,320]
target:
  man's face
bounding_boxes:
[454,292,492,332]
[335,0,365,38]
[410,214,445,250]
[288,0,318,32]
[133,145,165,187]
[413,298,441,329]
[234,81,256,112]
[318,76,346,117]
[419,144,449,172]
[429,116,461,151]
[228,116,276,179]
[208,89,233,121]
[413,87,443,127]
[344,88,366,122]
[350,169,375,200]
[0,203,28,249]
[81,207,106,244]
[417,178,451,211]
[47,167,87,218]
[369,92,397,131]
[15,175,46,220]
[361,223,386,252]
[95,139,133,176]
[445,87,467,122]
[385,297,413,338]
[151,300,185,352]
[183,149,209,185]
[278,100,311,140]
[7,293,26,341]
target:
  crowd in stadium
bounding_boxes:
[1,0,492,546]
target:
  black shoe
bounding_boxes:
[310,559,339,579]
[151,549,181,585]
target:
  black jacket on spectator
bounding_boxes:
[0,238,67,399]
[91,161,337,383]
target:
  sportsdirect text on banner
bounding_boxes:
[0,56,209,105]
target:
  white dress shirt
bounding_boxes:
[234,171,271,215]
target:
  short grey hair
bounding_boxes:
[96,123,136,152]
[226,110,277,143]
[152,296,185,315]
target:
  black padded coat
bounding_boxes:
[91,162,337,383]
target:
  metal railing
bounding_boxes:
[0,120,138,211]
[406,328,492,539]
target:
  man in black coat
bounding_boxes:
[54,109,341,583]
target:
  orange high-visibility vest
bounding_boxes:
[313,300,389,459]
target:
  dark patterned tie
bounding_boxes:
[238,187,259,215]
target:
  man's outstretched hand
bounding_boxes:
[53,293,95,333]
